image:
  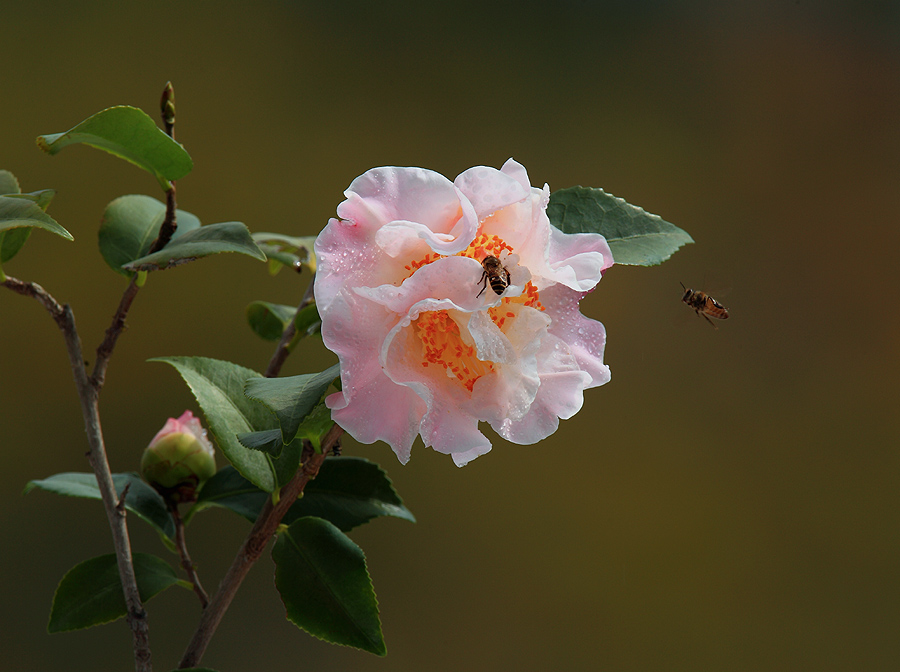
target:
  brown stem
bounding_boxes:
[171,505,210,608]
[149,185,178,254]
[91,275,141,388]
[3,276,152,671]
[263,272,316,378]
[151,82,178,253]
[178,424,344,669]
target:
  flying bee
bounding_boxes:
[477,255,511,298]
[680,282,729,329]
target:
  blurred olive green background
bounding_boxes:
[2,1,899,670]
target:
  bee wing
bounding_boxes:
[703,294,729,318]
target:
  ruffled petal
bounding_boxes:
[492,330,592,444]
[320,289,427,462]
[454,164,530,222]
[546,225,614,292]
[540,284,610,388]
[339,166,461,233]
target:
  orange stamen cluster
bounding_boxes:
[414,310,493,392]
[459,232,514,262]
[403,230,544,392]
[403,252,441,276]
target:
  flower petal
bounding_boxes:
[315,159,613,466]
[540,284,610,388]
[339,166,460,233]
[321,289,427,462]
[454,164,530,222]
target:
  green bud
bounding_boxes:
[141,410,215,503]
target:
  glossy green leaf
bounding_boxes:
[247,301,297,341]
[151,357,284,493]
[243,364,340,444]
[24,472,175,539]
[252,232,317,275]
[48,553,179,632]
[273,517,386,655]
[0,195,73,243]
[547,186,693,266]
[124,221,266,272]
[99,194,201,277]
[36,106,193,191]
[191,459,414,531]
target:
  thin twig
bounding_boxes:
[149,185,178,253]
[151,82,178,253]
[264,272,316,378]
[117,483,132,514]
[171,505,210,608]
[91,275,141,388]
[178,424,344,669]
[3,276,152,672]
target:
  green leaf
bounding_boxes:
[288,457,415,530]
[36,106,193,191]
[0,169,21,194]
[273,517,386,655]
[48,553,179,632]
[293,401,335,451]
[252,232,317,275]
[189,465,268,523]
[0,174,61,265]
[190,459,415,532]
[0,195,73,243]
[24,472,175,539]
[236,428,287,457]
[98,194,201,277]
[151,357,283,493]
[294,302,322,337]
[1,228,32,265]
[243,364,340,444]
[247,301,298,341]
[7,189,57,210]
[171,668,220,672]
[547,186,693,266]
[124,221,266,272]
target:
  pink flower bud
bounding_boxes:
[141,410,216,502]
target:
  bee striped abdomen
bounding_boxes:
[680,283,729,327]
[477,255,511,298]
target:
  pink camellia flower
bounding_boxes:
[141,410,216,500]
[314,159,613,466]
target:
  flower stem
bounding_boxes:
[264,271,316,378]
[170,504,209,608]
[178,424,343,669]
[2,276,152,672]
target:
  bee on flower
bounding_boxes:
[314,160,613,466]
